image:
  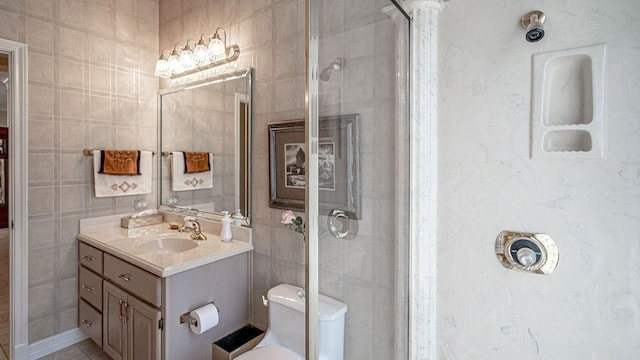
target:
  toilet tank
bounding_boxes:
[267,284,348,360]
[317,292,348,360]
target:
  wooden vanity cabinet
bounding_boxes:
[78,238,250,360]
[103,281,161,360]
[79,243,162,360]
[78,243,104,347]
[102,253,162,359]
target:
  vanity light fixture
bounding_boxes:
[154,27,240,79]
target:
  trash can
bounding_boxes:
[212,325,264,360]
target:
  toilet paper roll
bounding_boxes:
[189,303,219,335]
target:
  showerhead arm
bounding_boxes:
[320,57,345,81]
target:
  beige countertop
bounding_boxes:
[78,214,253,277]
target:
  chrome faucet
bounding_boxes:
[179,219,207,241]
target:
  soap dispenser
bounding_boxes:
[220,211,233,242]
[232,209,244,226]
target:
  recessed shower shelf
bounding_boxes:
[531,44,606,159]
[543,129,592,152]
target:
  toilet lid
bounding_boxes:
[236,344,303,360]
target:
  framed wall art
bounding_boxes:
[268,114,361,218]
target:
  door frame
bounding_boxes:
[0,38,29,359]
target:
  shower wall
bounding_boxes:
[316,1,407,359]
[160,0,406,358]
[438,0,640,358]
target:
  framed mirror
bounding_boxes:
[159,68,252,225]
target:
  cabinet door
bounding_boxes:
[103,281,128,360]
[127,296,162,360]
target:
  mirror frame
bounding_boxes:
[157,68,253,225]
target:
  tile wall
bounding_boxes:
[0,0,159,342]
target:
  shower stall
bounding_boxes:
[304,0,411,358]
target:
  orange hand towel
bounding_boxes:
[99,150,141,176]
[184,152,210,173]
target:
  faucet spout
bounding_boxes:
[178,219,207,241]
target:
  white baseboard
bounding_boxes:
[28,328,88,359]
[13,343,29,360]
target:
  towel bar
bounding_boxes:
[83,149,156,156]
[162,151,215,157]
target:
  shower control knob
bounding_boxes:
[495,231,559,275]
[516,247,537,266]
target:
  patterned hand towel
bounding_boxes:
[93,150,152,197]
[100,150,140,175]
[171,151,214,191]
[184,152,210,173]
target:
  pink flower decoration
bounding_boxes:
[281,210,296,225]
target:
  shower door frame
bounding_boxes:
[304,0,418,359]
[0,38,29,360]
[303,0,320,357]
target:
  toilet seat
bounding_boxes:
[236,344,303,360]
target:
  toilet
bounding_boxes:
[237,284,348,360]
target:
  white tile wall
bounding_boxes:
[0,0,159,342]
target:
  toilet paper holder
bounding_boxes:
[179,302,216,325]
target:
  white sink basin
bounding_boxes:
[136,237,200,254]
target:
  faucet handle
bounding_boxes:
[181,216,195,228]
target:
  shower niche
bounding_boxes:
[530,43,606,159]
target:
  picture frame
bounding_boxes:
[268,114,361,218]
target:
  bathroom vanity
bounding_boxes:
[77,214,253,360]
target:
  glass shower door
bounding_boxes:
[305,1,410,359]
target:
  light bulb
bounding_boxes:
[167,52,180,74]
[154,58,170,78]
[179,48,196,72]
[193,41,210,67]
[208,36,226,61]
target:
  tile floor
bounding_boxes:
[38,339,111,360]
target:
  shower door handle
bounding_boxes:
[327,209,355,239]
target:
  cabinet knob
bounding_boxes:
[80,285,95,292]
[118,273,132,282]
[81,255,94,262]
[81,319,94,327]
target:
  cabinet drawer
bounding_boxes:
[103,254,161,307]
[79,266,103,310]
[79,242,103,275]
[79,298,102,348]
